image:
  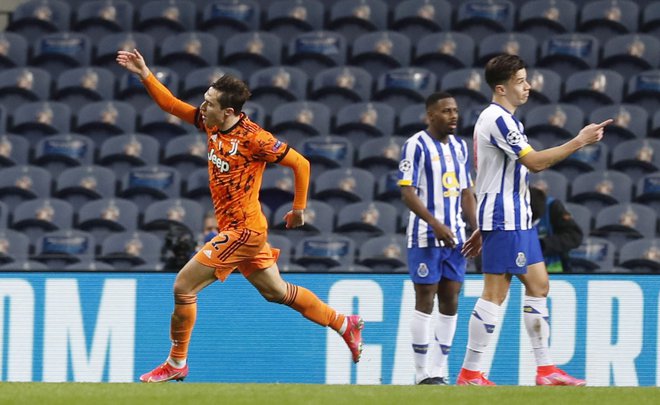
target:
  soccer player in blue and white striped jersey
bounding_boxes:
[398,92,478,385]
[457,55,611,386]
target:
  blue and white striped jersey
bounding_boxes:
[474,103,534,231]
[398,131,473,248]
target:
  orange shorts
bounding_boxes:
[193,228,280,282]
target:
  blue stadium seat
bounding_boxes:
[119,165,181,209]
[183,167,211,213]
[263,0,324,44]
[334,102,395,148]
[374,67,437,112]
[136,0,195,42]
[592,203,656,249]
[33,134,95,178]
[336,201,397,247]
[53,165,116,210]
[551,142,608,179]
[599,34,660,78]
[271,200,335,247]
[248,66,308,113]
[618,238,660,273]
[561,69,624,115]
[0,134,29,168]
[568,236,615,272]
[117,67,179,113]
[0,165,52,207]
[140,104,196,145]
[7,0,71,44]
[524,104,584,147]
[199,0,261,40]
[94,32,155,76]
[181,66,243,106]
[529,169,569,202]
[314,167,375,211]
[0,67,51,114]
[260,166,296,213]
[589,104,648,150]
[413,32,475,81]
[98,231,162,269]
[538,34,600,79]
[286,31,347,77]
[11,198,73,242]
[326,0,388,43]
[564,202,593,237]
[516,0,577,44]
[294,234,355,271]
[440,68,489,112]
[357,233,407,271]
[75,101,136,145]
[310,66,372,113]
[356,136,406,180]
[73,0,134,43]
[31,32,92,77]
[396,103,426,136]
[610,139,660,179]
[221,32,282,79]
[53,67,115,111]
[517,68,562,116]
[0,229,30,265]
[0,32,28,68]
[242,101,266,127]
[162,134,207,179]
[270,101,331,147]
[77,198,139,248]
[97,133,160,179]
[391,0,451,43]
[635,173,660,214]
[624,70,660,115]
[157,32,219,78]
[350,31,411,81]
[476,33,538,67]
[455,0,515,43]
[11,102,71,143]
[296,135,354,179]
[578,0,639,44]
[570,170,633,215]
[142,198,203,239]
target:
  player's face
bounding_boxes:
[200,87,234,129]
[503,68,530,107]
[427,97,459,135]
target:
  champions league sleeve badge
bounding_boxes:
[399,159,412,173]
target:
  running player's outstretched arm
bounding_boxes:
[116,49,197,125]
[519,119,613,173]
[278,148,310,229]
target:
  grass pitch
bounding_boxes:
[0,383,657,405]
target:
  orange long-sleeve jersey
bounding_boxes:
[141,73,309,233]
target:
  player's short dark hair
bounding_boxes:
[484,54,526,90]
[210,74,251,112]
[425,91,454,109]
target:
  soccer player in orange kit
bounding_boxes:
[116,49,364,383]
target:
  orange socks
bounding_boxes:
[169,293,197,361]
[280,282,346,332]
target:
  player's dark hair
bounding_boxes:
[484,54,526,90]
[425,91,454,109]
[210,74,251,113]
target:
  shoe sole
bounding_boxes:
[353,317,364,363]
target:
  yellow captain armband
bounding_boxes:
[398,179,412,186]
[518,145,534,158]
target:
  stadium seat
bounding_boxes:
[183,167,212,213]
[286,31,347,77]
[458,106,484,142]
[335,201,397,246]
[77,198,139,248]
[515,0,577,44]
[0,228,30,264]
[296,135,354,179]
[455,0,515,43]
[33,134,94,178]
[119,165,181,209]
[117,67,179,112]
[7,0,71,44]
[241,101,266,127]
[271,200,335,247]
[267,233,294,267]
[529,169,569,202]
[561,69,623,115]
[653,110,660,139]
[0,165,52,207]
[374,67,437,112]
[0,260,48,271]
[624,70,660,115]
[391,0,451,43]
[11,198,73,242]
[568,236,615,272]
[0,32,28,69]
[31,32,92,77]
[599,34,660,78]
[440,68,491,113]
[375,170,405,211]
[538,34,600,79]
[270,101,331,146]
[0,200,7,229]
[357,233,407,271]
[634,173,660,213]
[53,67,114,111]
[356,136,407,179]
[221,32,282,80]
[157,32,219,78]
[260,166,296,213]
[97,133,160,179]
[139,105,196,145]
[610,139,660,179]
[524,104,584,147]
[65,260,116,271]
[326,0,388,43]
[589,104,648,150]
[476,33,538,67]
[94,32,155,76]
[142,198,204,239]
[73,0,134,43]
[618,238,660,273]
[591,203,656,249]
[516,68,562,116]
[33,229,95,268]
[550,142,608,179]
[334,102,395,148]
[412,32,475,81]
[248,66,308,113]
[570,170,633,215]
[263,0,324,44]
[350,31,411,81]
[11,101,71,144]
[53,165,116,210]
[75,101,136,145]
[181,66,243,106]
[199,0,261,39]
[641,2,660,36]
[396,104,426,136]
[98,231,162,269]
[578,0,638,44]
[162,134,207,178]
[564,202,593,237]
[136,0,195,42]
[314,167,375,211]
[0,67,51,114]
[309,66,372,113]
[294,234,355,271]
[0,134,29,168]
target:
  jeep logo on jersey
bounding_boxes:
[208,149,230,172]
